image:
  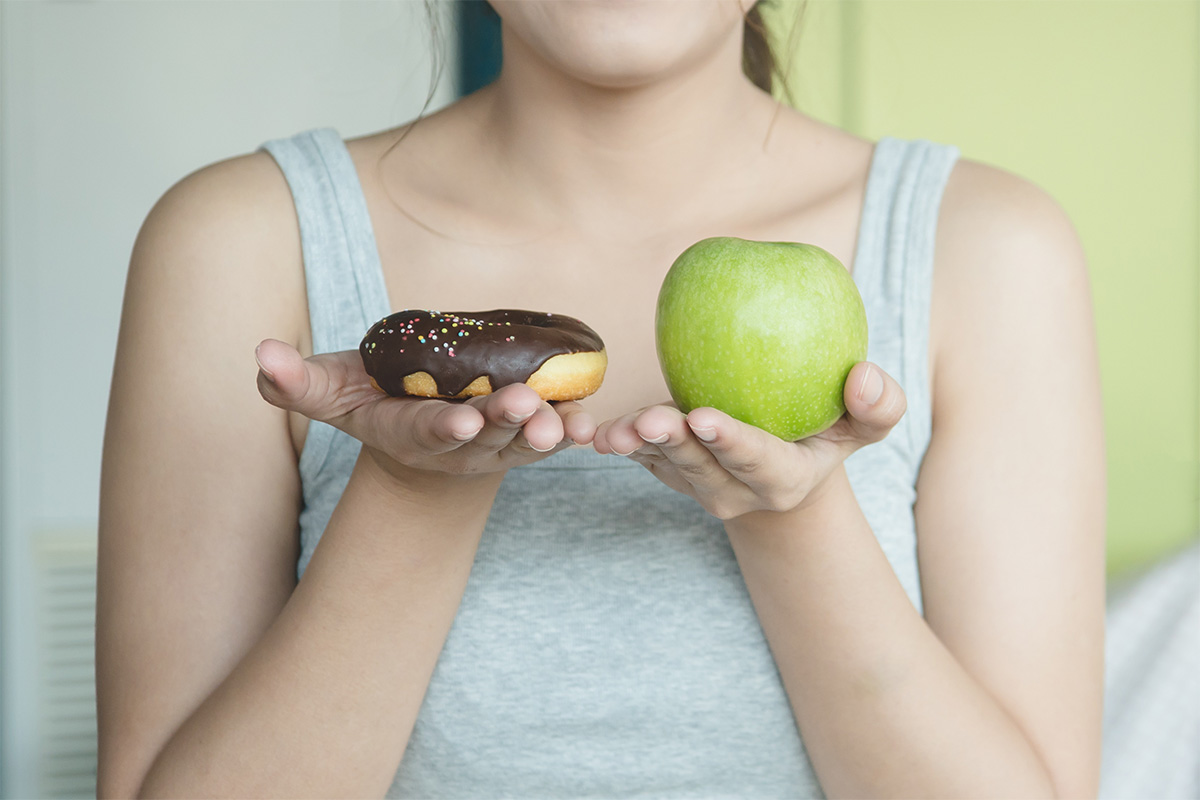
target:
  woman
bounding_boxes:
[96,1,1106,796]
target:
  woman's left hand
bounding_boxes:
[592,362,907,520]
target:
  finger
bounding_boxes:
[631,404,689,445]
[465,383,545,451]
[513,401,566,453]
[592,418,613,454]
[256,339,489,456]
[379,398,487,456]
[593,411,644,456]
[255,338,315,410]
[633,405,729,488]
[592,414,633,456]
[836,362,907,449]
[683,406,795,496]
[255,339,374,421]
[555,401,597,446]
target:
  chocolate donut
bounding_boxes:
[360,309,607,401]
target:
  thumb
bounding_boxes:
[839,362,907,446]
[255,338,362,422]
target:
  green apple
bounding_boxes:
[655,237,868,441]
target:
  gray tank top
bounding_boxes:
[261,128,959,797]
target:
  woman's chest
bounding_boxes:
[356,141,873,422]
[368,223,868,422]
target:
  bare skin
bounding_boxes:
[97,1,1105,797]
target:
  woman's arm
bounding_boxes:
[97,156,587,798]
[725,163,1105,798]
[97,153,314,797]
[594,161,1104,797]
[131,452,503,799]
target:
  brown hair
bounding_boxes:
[744,0,806,104]
[743,2,775,94]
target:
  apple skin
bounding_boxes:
[655,237,868,441]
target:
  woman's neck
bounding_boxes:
[475,25,781,240]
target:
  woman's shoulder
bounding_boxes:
[132,145,308,344]
[142,147,297,253]
[940,156,1078,249]
[929,153,1092,409]
[934,155,1087,306]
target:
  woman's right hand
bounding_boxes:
[254,338,597,482]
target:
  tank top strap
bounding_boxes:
[258,128,391,495]
[852,137,960,458]
[258,127,391,355]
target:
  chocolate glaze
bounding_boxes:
[360,309,605,397]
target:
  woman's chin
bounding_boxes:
[493,0,744,91]
[556,55,694,91]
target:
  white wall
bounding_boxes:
[0,2,456,795]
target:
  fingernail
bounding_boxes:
[641,433,669,445]
[452,427,480,441]
[612,445,639,457]
[858,366,883,405]
[529,441,556,453]
[689,425,716,442]
[504,409,534,424]
[254,345,276,383]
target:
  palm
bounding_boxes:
[255,340,596,477]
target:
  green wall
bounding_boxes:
[766,0,1200,577]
